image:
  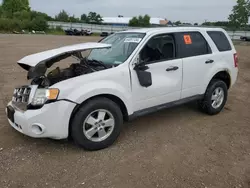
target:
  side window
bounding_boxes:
[140,34,176,64]
[207,31,232,52]
[176,32,211,58]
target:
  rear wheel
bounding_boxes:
[199,79,228,115]
[70,97,123,151]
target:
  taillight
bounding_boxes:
[234,53,238,67]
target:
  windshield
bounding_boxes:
[87,32,145,65]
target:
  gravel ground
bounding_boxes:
[0,34,250,188]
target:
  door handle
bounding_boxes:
[166,66,179,71]
[205,59,214,64]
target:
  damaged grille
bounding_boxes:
[12,86,31,110]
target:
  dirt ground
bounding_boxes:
[0,34,250,188]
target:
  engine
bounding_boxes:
[30,58,112,87]
[47,63,94,85]
[31,63,97,87]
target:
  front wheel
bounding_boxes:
[198,79,228,115]
[70,97,123,151]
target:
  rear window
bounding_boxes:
[207,31,232,52]
[175,32,211,58]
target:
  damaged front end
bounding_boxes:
[17,42,112,88]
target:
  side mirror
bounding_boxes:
[133,59,152,87]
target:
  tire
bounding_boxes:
[198,79,228,115]
[70,97,123,151]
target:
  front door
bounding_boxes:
[130,33,183,112]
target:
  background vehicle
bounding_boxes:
[240,36,250,41]
[6,27,238,151]
[100,32,111,37]
[84,30,93,36]
[65,28,93,36]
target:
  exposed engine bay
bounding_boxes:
[17,40,141,88]
[31,57,113,87]
[15,42,114,88]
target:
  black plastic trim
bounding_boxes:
[46,99,79,105]
[128,95,204,121]
[27,99,78,110]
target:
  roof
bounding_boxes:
[102,17,169,25]
[118,27,224,35]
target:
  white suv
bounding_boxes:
[6,27,238,150]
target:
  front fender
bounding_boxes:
[58,80,133,115]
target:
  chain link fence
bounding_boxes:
[48,21,250,40]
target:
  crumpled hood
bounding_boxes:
[17,42,111,79]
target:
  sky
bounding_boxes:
[1,0,237,23]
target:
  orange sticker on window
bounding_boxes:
[184,35,192,44]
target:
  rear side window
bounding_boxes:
[207,31,232,52]
[175,32,211,58]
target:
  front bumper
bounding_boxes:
[5,100,76,139]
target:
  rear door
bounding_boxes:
[175,31,214,99]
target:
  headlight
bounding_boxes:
[31,88,59,106]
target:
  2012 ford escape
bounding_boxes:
[6,27,238,150]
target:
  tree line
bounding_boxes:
[198,0,250,30]
[0,0,250,32]
[129,0,250,29]
[54,10,103,24]
[0,0,49,31]
[0,0,104,32]
[51,2,250,29]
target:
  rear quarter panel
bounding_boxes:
[201,29,238,93]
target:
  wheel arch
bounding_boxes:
[211,70,231,89]
[68,94,129,138]
[206,70,231,90]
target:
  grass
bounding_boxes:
[47,29,65,35]
[0,30,16,34]
[47,31,101,36]
[0,29,101,37]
